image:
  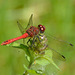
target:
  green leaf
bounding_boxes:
[23,64,29,70]
[6,42,31,56]
[27,70,40,75]
[35,49,60,70]
[6,42,60,70]
[44,49,60,70]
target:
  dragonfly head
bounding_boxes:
[38,25,45,33]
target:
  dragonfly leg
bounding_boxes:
[27,38,32,46]
[27,37,36,48]
[36,35,41,42]
[31,36,36,47]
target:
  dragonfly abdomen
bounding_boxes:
[1,33,29,45]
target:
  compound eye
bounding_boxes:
[38,24,45,33]
[38,25,43,28]
[43,26,46,30]
[40,26,45,33]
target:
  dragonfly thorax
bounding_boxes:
[26,26,39,37]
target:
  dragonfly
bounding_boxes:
[1,14,45,45]
[1,14,73,61]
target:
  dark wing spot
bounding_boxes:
[69,43,73,47]
[62,55,65,59]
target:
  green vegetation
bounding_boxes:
[0,0,75,75]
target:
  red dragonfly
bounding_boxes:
[1,14,73,61]
[1,14,45,45]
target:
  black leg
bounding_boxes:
[27,37,36,47]
[27,38,31,46]
[36,35,42,42]
[31,36,36,47]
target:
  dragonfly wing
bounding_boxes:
[17,21,25,34]
[17,14,33,44]
[45,31,73,47]
[24,14,33,30]
[17,21,25,44]
[48,34,73,47]
[49,47,66,61]
[17,14,33,33]
[44,32,73,53]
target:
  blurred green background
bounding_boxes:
[0,0,75,75]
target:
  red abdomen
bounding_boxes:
[1,33,29,45]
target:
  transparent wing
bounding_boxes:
[42,32,74,61]
[17,21,25,34]
[48,47,66,61]
[24,14,33,30]
[17,14,33,34]
[46,33,73,47]
[44,32,73,53]
[17,21,25,44]
[17,14,33,44]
